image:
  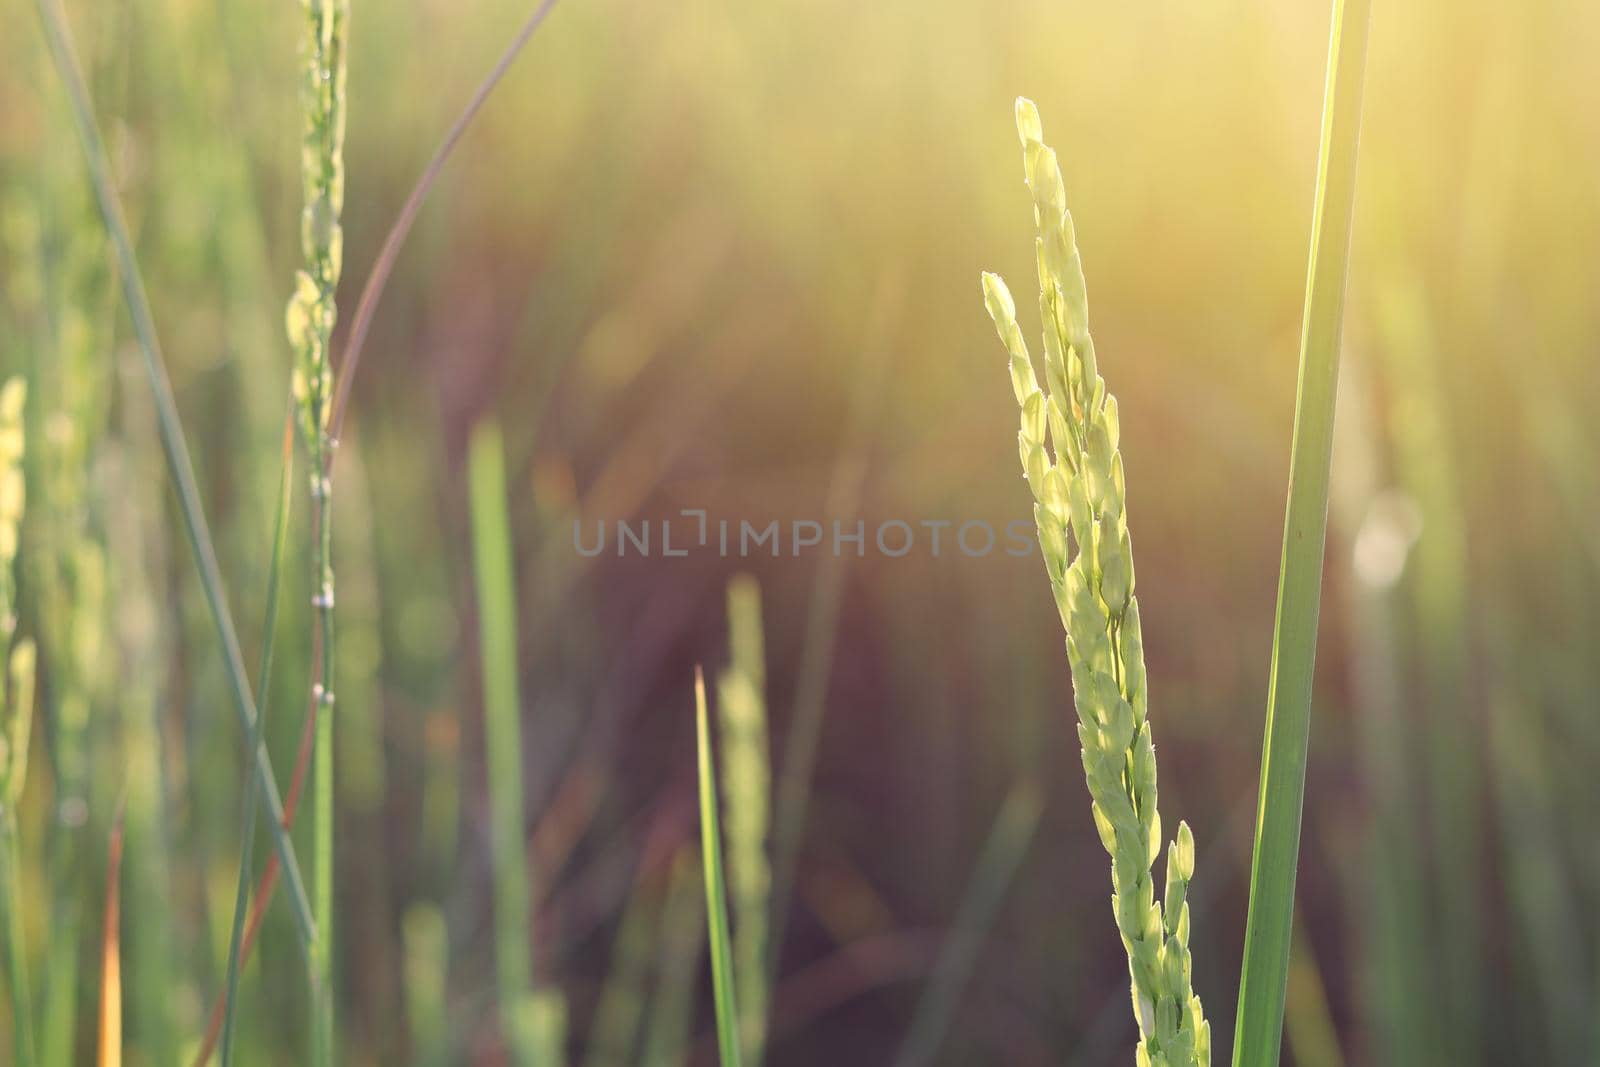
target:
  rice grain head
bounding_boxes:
[286,0,350,445]
[980,99,1210,1067]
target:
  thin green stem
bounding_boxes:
[467,423,536,1058]
[695,669,743,1067]
[1232,1,1372,1063]
[220,416,295,1067]
[311,441,337,1067]
[31,0,316,952]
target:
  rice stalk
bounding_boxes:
[0,376,37,1067]
[283,0,351,1055]
[715,575,770,1066]
[1233,1,1372,1062]
[694,668,743,1067]
[981,99,1210,1065]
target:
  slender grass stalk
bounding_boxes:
[468,421,548,1063]
[219,415,296,1067]
[187,0,565,1026]
[982,99,1209,1064]
[715,575,771,1065]
[283,0,351,1056]
[96,807,123,1067]
[1233,2,1372,1062]
[892,779,1042,1067]
[31,0,315,951]
[327,0,562,442]
[694,667,743,1067]
[0,377,37,1067]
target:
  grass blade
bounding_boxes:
[328,0,562,441]
[468,421,543,1062]
[694,668,743,1067]
[1232,2,1373,1063]
[31,0,315,951]
[219,415,296,1067]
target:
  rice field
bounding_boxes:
[3,0,1598,1063]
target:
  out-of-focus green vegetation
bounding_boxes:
[2,0,1598,1063]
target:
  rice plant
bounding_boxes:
[283,0,351,1057]
[981,99,1210,1066]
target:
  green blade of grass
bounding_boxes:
[219,415,295,1067]
[467,422,539,1060]
[1232,1,1372,1063]
[31,0,315,952]
[694,668,743,1067]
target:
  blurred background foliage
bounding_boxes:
[2,0,1598,1062]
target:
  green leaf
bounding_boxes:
[1233,2,1373,1064]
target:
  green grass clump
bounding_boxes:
[981,98,1210,1066]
